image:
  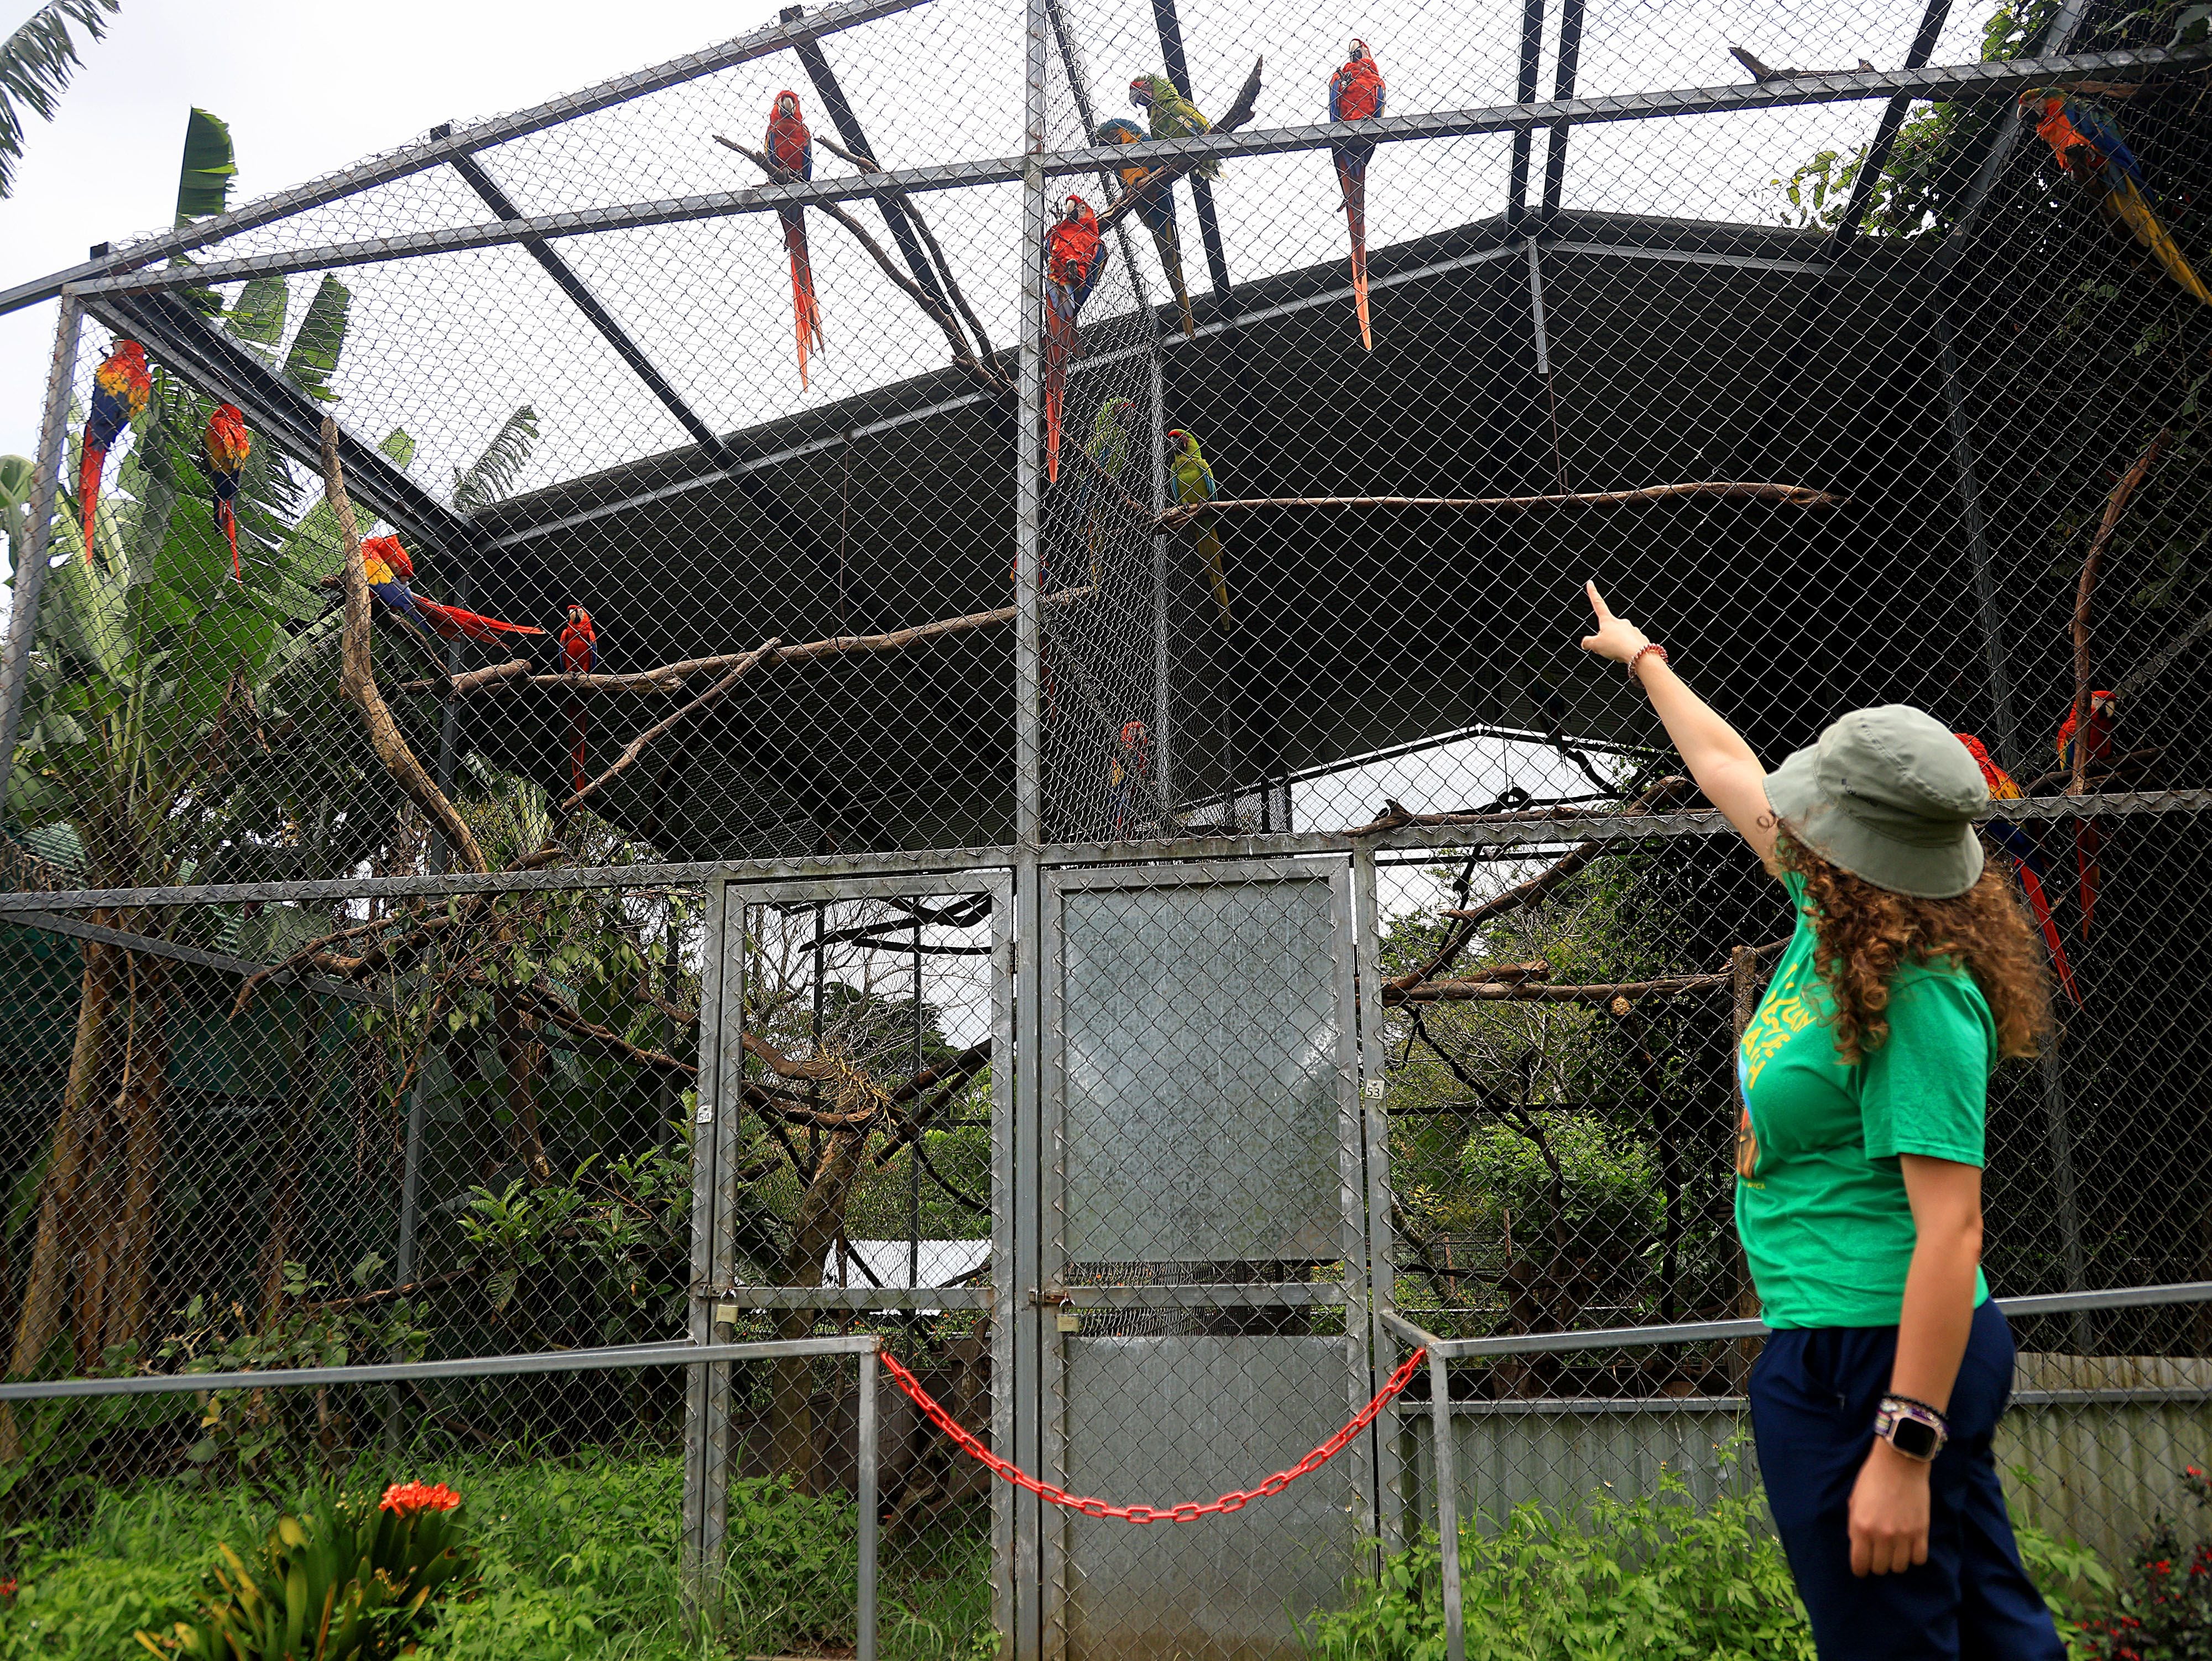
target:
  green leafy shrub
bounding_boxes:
[1306,1468,1815,1661]
[135,1482,475,1660]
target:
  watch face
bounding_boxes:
[1891,1417,1940,1460]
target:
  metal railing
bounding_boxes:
[0,1334,886,1661]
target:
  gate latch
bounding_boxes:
[1030,1286,1080,1331]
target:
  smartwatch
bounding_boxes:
[1875,1394,1949,1462]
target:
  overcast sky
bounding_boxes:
[0,0,794,460]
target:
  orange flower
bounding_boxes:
[379,1480,462,1515]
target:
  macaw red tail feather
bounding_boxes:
[414,598,548,644]
[1337,155,1371,351]
[782,209,825,389]
[217,500,241,582]
[2075,821,2104,941]
[568,696,589,796]
[77,443,106,567]
[1042,306,1077,485]
[2011,858,2081,1004]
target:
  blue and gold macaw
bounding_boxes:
[1097,118,1194,339]
[2022,90,2212,307]
[1168,427,1229,629]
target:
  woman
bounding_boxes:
[1578,582,2062,1661]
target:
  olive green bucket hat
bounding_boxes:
[1764,705,1988,899]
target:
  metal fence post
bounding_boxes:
[1428,1349,1465,1661]
[858,1347,879,1661]
[682,878,732,1632]
[0,300,84,808]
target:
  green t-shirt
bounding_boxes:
[1734,871,1994,1330]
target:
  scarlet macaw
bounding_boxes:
[1328,40,1386,351]
[768,90,827,388]
[560,604,598,795]
[1108,718,1151,837]
[2021,91,2212,308]
[1955,732,2080,1004]
[1168,428,1229,629]
[1042,194,1104,486]
[2056,691,2119,940]
[77,340,151,567]
[1129,75,1219,179]
[359,535,547,643]
[1096,118,1194,339]
[204,403,251,582]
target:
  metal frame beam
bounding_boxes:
[1505,0,1547,230]
[1149,0,1236,313]
[0,0,933,319]
[0,300,81,806]
[53,46,2188,308]
[1537,0,1585,222]
[2,786,2204,916]
[442,137,733,460]
[1826,0,1953,249]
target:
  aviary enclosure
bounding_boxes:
[1,0,2210,1652]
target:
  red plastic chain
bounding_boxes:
[877,1344,1427,1524]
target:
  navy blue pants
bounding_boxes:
[1748,1300,2065,1660]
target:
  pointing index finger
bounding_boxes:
[1585,581,1614,623]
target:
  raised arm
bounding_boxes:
[1578,581,1778,869]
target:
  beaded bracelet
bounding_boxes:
[1627,642,1668,680]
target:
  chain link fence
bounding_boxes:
[2,0,2211,1652]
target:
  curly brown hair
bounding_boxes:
[1774,832,2051,1063]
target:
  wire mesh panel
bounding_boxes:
[7,0,2212,1650]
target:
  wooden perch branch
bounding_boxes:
[1380,777,1690,998]
[1094,58,1265,237]
[559,639,783,815]
[403,585,1096,707]
[2069,428,2168,795]
[1157,481,1841,529]
[320,418,488,876]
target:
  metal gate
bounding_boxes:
[1029,856,1382,1661]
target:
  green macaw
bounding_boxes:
[1168,426,1229,629]
[1080,397,1137,580]
[1129,74,1220,181]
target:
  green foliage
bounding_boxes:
[2072,1463,2212,1660]
[283,277,354,404]
[0,0,122,197]
[172,108,233,224]
[136,1486,475,1660]
[450,408,540,514]
[1306,1466,1815,1661]
[1456,1112,1660,1262]
[154,1257,430,1488]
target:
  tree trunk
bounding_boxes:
[257,1009,323,1324]
[768,1123,873,1488]
[494,993,551,1181]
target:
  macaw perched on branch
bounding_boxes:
[1096,118,1194,339]
[768,90,827,388]
[1108,718,1151,837]
[1167,428,1229,629]
[204,403,251,582]
[560,604,598,795]
[2056,690,2118,940]
[1955,732,2080,1004]
[1042,194,1104,486]
[359,535,548,644]
[1129,75,1219,180]
[1328,40,1386,351]
[1078,395,1137,574]
[77,340,150,566]
[2021,91,2212,308]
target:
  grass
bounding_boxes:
[0,1451,992,1660]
